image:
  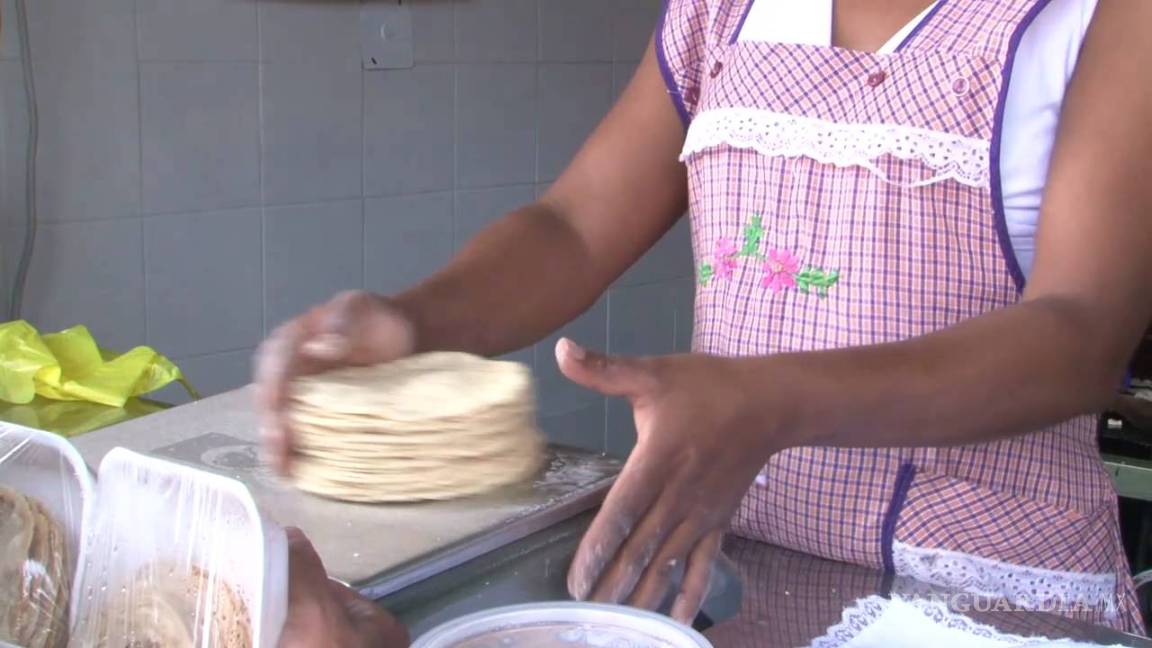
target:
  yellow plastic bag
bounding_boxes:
[0,320,198,408]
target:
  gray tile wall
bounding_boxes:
[0,0,686,456]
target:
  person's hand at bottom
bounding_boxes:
[279,528,409,648]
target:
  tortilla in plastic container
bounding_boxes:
[67,448,287,648]
[0,423,92,648]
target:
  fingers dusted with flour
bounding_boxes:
[254,291,417,475]
[556,338,769,622]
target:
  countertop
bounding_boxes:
[69,387,623,594]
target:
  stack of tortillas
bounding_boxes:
[0,486,71,648]
[74,563,251,648]
[288,352,545,503]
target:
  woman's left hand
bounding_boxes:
[555,338,782,624]
[279,528,409,648]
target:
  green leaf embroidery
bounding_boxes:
[740,215,764,257]
[698,263,714,286]
[701,214,841,298]
[794,267,841,298]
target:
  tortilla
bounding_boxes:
[291,352,535,419]
[0,486,69,648]
[287,352,545,503]
[77,564,251,648]
[0,487,35,641]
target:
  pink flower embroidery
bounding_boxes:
[762,248,800,292]
[713,237,738,280]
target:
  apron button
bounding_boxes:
[866,71,887,87]
[709,61,723,77]
[951,77,971,96]
[684,85,700,105]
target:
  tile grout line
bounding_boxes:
[37,185,545,227]
[173,345,259,363]
[133,0,149,346]
[360,0,369,291]
[534,0,542,184]
[451,51,460,251]
[534,0,543,185]
[256,0,268,335]
[602,290,613,453]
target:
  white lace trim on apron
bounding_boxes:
[680,107,991,189]
[892,540,1119,618]
[809,594,1126,647]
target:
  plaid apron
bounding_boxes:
[659,0,1142,633]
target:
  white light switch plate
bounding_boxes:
[361,3,413,70]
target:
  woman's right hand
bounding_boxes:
[254,290,418,475]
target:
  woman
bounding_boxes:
[256,0,1152,634]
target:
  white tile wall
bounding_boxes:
[613,0,661,62]
[28,0,140,222]
[607,281,678,356]
[140,62,261,213]
[144,209,263,357]
[0,61,28,237]
[617,216,694,287]
[673,278,696,353]
[538,0,614,62]
[137,0,259,62]
[0,0,21,60]
[264,200,364,329]
[364,192,454,296]
[22,219,145,351]
[262,60,363,205]
[364,65,455,196]
[6,0,674,452]
[533,297,608,417]
[537,63,612,181]
[456,64,537,188]
[151,348,255,406]
[259,0,360,63]
[411,0,456,63]
[541,400,606,451]
[454,0,537,63]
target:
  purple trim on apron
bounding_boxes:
[990,0,1056,293]
[728,0,757,45]
[881,462,917,575]
[829,0,837,46]
[894,0,951,52]
[656,0,692,127]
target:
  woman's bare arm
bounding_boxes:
[394,40,688,356]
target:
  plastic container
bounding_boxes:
[412,602,714,648]
[69,448,288,648]
[1,423,93,648]
[0,422,287,648]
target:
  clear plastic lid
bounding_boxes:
[0,422,93,648]
[412,602,714,648]
[66,448,287,648]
